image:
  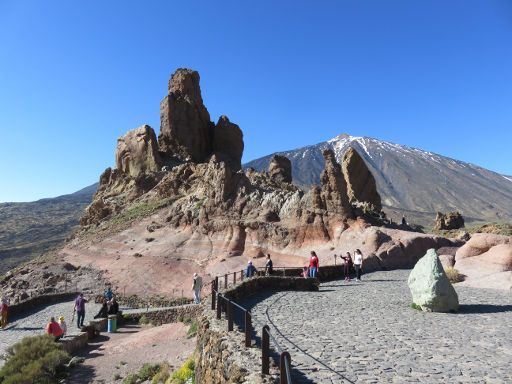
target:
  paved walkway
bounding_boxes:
[243,270,512,383]
[0,299,179,367]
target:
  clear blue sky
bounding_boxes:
[1,1,511,202]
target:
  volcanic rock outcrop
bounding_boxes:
[342,147,382,212]
[317,149,353,217]
[212,116,244,171]
[434,211,464,230]
[268,155,292,184]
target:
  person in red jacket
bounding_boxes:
[46,317,64,341]
[309,251,319,278]
[0,298,9,329]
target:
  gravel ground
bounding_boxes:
[243,270,512,384]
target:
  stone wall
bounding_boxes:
[9,292,78,317]
[122,304,202,326]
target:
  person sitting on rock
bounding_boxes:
[108,297,119,315]
[245,261,257,278]
[58,316,67,336]
[104,286,113,301]
[46,317,64,341]
[94,300,109,319]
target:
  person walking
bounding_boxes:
[0,297,9,329]
[46,317,64,341]
[192,273,203,304]
[74,293,88,328]
[341,252,353,281]
[309,251,319,278]
[353,249,364,281]
[264,254,273,276]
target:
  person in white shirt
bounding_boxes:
[353,249,364,281]
[58,316,67,336]
[192,273,203,304]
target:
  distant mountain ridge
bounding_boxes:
[0,183,98,274]
[245,134,512,225]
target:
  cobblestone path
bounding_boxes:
[244,270,512,384]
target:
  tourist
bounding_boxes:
[58,316,67,336]
[94,300,109,319]
[309,251,319,278]
[192,273,203,304]
[74,293,88,328]
[104,286,113,301]
[46,317,64,341]
[108,297,119,315]
[245,261,257,278]
[302,266,309,278]
[353,249,364,281]
[401,215,407,227]
[341,252,353,281]
[0,297,9,329]
[264,254,273,276]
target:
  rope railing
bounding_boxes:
[210,269,294,384]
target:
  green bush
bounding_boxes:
[0,335,70,384]
[410,303,422,311]
[152,363,171,383]
[168,358,195,384]
[138,363,161,381]
[139,314,150,325]
[186,321,198,338]
[123,373,138,384]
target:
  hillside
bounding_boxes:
[0,184,97,274]
[245,134,512,226]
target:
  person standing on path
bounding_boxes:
[192,273,203,304]
[58,316,67,336]
[341,252,353,281]
[74,293,88,328]
[353,249,364,281]
[309,251,319,278]
[264,254,273,276]
[0,297,9,329]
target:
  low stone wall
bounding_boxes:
[60,332,89,355]
[9,292,78,316]
[122,304,202,326]
[268,265,346,281]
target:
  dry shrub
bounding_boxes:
[445,267,464,283]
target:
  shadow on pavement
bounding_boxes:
[459,304,512,314]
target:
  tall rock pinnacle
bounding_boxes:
[342,147,382,212]
[158,68,213,162]
[319,149,353,217]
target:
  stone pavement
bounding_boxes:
[243,270,512,384]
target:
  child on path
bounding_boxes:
[302,266,309,278]
[58,316,67,336]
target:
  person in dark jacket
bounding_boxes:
[74,293,88,328]
[245,261,257,277]
[108,297,119,315]
[94,300,108,319]
[264,254,273,276]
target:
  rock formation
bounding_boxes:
[434,211,464,230]
[116,125,162,178]
[212,116,244,171]
[318,149,353,217]
[268,155,292,184]
[342,147,382,212]
[158,68,212,162]
[408,249,459,312]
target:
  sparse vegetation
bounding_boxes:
[109,197,176,227]
[123,373,138,384]
[445,267,464,283]
[186,320,198,338]
[169,357,195,384]
[113,372,122,380]
[428,222,512,237]
[0,335,70,384]
[139,314,150,325]
[410,303,422,311]
[151,363,171,383]
[138,363,162,381]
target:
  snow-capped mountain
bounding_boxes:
[245,134,512,225]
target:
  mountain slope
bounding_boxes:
[245,134,512,225]
[0,183,97,274]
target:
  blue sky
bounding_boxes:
[1,0,511,202]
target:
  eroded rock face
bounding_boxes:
[342,147,382,212]
[408,249,459,312]
[158,68,212,162]
[268,155,292,184]
[116,125,162,178]
[212,116,244,171]
[318,149,353,217]
[434,211,464,230]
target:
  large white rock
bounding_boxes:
[408,248,459,312]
